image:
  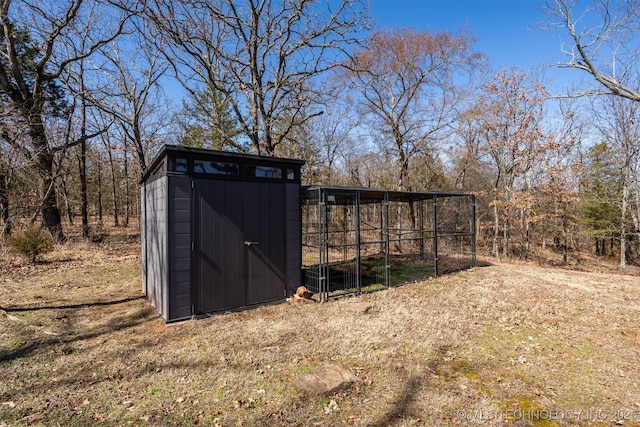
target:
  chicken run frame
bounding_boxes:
[301,186,476,301]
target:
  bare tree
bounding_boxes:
[98,127,121,227]
[342,27,483,192]
[534,100,582,264]
[93,41,169,174]
[143,0,369,156]
[545,0,640,268]
[0,135,15,236]
[62,47,116,239]
[476,69,549,258]
[450,103,493,192]
[591,94,640,272]
[291,84,361,184]
[0,0,131,241]
[545,0,640,101]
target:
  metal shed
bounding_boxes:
[140,145,304,322]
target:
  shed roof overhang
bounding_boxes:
[141,144,306,183]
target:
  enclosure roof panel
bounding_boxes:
[301,185,472,203]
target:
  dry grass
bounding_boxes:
[1,233,640,426]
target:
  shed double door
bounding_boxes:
[193,179,286,313]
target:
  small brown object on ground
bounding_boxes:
[293,293,316,304]
[296,286,314,299]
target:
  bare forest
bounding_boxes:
[1,0,640,271]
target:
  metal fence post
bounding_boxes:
[319,187,328,302]
[383,192,390,287]
[355,191,361,293]
[419,198,425,259]
[472,194,477,268]
[433,194,439,277]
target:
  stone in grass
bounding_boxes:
[295,364,361,397]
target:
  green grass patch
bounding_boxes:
[308,256,435,294]
[498,396,561,426]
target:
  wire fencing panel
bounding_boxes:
[302,188,476,301]
[435,194,476,274]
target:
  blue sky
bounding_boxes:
[158,0,583,102]
[370,0,579,91]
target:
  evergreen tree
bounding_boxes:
[0,27,68,117]
[579,142,622,256]
[177,85,242,151]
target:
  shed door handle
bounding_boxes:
[244,241,259,246]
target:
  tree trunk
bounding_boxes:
[124,148,130,227]
[34,141,65,242]
[524,218,530,260]
[502,186,511,258]
[60,173,74,225]
[620,168,630,273]
[0,169,11,236]
[23,107,65,242]
[96,151,103,225]
[132,121,147,172]
[107,148,119,227]
[107,149,120,227]
[78,140,89,240]
[562,212,568,265]
[492,197,499,258]
[502,218,509,258]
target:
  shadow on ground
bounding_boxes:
[0,295,144,312]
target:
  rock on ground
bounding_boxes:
[294,364,361,397]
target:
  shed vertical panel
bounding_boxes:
[243,181,286,305]
[141,184,147,296]
[194,178,244,312]
[285,182,301,294]
[168,176,192,320]
[142,176,168,320]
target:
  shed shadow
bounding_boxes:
[0,303,154,363]
[0,295,144,312]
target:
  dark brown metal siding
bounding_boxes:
[243,181,286,305]
[285,183,302,294]
[167,176,192,320]
[142,177,169,321]
[192,179,290,313]
[193,179,244,312]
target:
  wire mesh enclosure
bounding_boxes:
[302,186,476,301]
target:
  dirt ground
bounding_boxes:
[1,237,640,426]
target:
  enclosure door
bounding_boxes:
[193,179,286,314]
